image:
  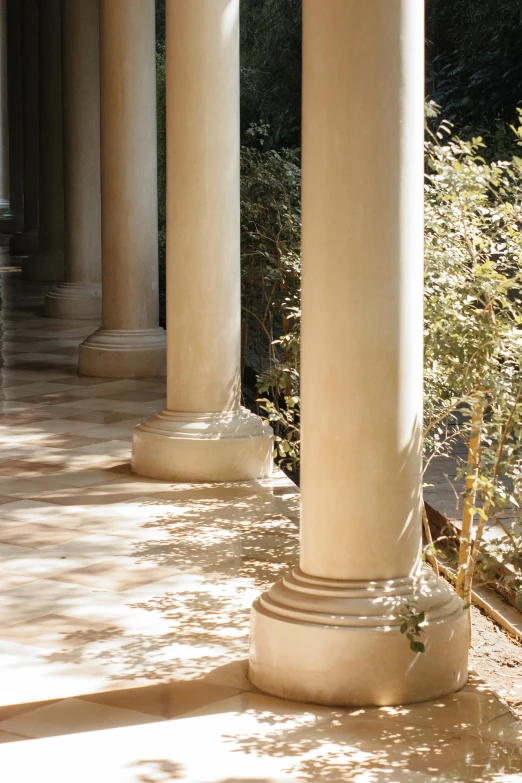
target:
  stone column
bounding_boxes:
[9,0,39,255]
[78,0,165,377]
[0,0,24,234]
[22,0,64,281]
[249,0,468,707]
[131,0,272,481]
[45,0,101,320]
[0,0,10,215]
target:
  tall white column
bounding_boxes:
[0,0,24,234]
[0,0,10,215]
[131,0,272,482]
[45,0,101,320]
[9,0,38,255]
[22,0,64,281]
[249,0,468,707]
[78,0,165,377]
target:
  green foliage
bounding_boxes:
[242,108,522,610]
[426,0,522,151]
[240,0,301,147]
[397,606,426,654]
[240,126,301,475]
[424,104,522,602]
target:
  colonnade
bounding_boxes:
[1,0,468,705]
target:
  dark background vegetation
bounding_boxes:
[156,0,522,155]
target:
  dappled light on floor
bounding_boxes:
[0,261,521,781]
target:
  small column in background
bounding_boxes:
[0,0,10,216]
[131,0,272,481]
[78,0,165,377]
[45,0,102,320]
[10,0,39,255]
[21,0,64,281]
[0,0,24,234]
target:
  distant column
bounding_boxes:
[45,0,101,319]
[0,0,10,215]
[0,0,24,234]
[21,0,64,281]
[131,0,272,480]
[9,0,39,255]
[248,0,468,707]
[78,0,165,377]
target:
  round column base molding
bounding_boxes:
[0,210,23,235]
[21,249,65,281]
[78,327,166,378]
[9,229,39,256]
[249,566,469,706]
[45,283,102,320]
[131,407,274,482]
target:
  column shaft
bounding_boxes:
[0,0,9,213]
[131,0,271,481]
[249,0,468,707]
[9,0,38,255]
[78,0,165,377]
[45,0,102,320]
[22,0,64,281]
[0,0,24,233]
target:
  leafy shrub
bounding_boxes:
[240,126,301,476]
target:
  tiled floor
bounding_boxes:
[0,249,521,782]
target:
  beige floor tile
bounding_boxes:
[74,425,139,440]
[62,411,138,425]
[54,558,182,592]
[82,680,242,719]
[0,572,39,591]
[0,550,101,579]
[15,393,85,406]
[0,730,27,743]
[1,499,80,524]
[0,697,163,738]
[0,459,68,478]
[0,412,52,427]
[46,469,123,489]
[0,523,86,549]
[44,533,136,559]
[470,711,522,745]
[0,476,75,497]
[376,682,510,731]
[415,732,522,779]
[0,578,110,628]
[35,485,145,506]
[40,433,107,450]
[0,613,115,651]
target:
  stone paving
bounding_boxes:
[0,250,521,782]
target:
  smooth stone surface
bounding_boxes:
[249,567,469,706]
[132,408,273,482]
[45,283,102,320]
[78,327,166,378]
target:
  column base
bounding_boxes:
[21,249,64,281]
[10,229,39,255]
[249,567,469,707]
[0,210,23,234]
[131,407,273,481]
[78,327,166,378]
[45,283,102,320]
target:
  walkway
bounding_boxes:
[0,250,521,782]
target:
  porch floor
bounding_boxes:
[0,247,521,782]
